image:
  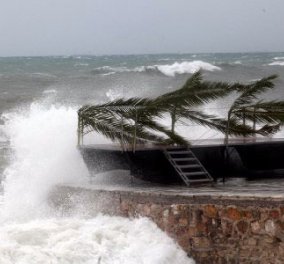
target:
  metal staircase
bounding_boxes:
[164,147,213,186]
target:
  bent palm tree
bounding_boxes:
[78,72,281,150]
[224,75,284,144]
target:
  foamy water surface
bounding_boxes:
[0,104,194,264]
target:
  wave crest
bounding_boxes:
[152,61,221,77]
[92,61,221,77]
[269,61,284,66]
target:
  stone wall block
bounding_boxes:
[221,219,233,236]
[179,217,188,226]
[203,204,218,218]
[236,220,249,235]
[242,210,253,219]
[269,209,280,219]
[260,210,269,221]
[188,226,198,237]
[192,236,212,250]
[226,207,242,221]
[265,219,276,236]
[250,220,263,234]
[143,204,151,216]
[170,204,181,215]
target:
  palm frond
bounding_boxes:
[233,100,284,124]
[153,71,231,108]
[81,110,169,145]
[177,110,257,136]
[231,75,278,110]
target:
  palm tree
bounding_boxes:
[224,75,284,145]
[78,72,281,150]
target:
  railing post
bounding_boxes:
[133,108,138,153]
[242,108,246,143]
[253,107,256,142]
[253,107,256,130]
[120,116,124,152]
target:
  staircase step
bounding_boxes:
[167,151,192,155]
[185,179,212,183]
[172,158,196,162]
[177,164,201,169]
[164,148,213,186]
[184,172,208,177]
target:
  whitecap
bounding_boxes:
[93,61,220,77]
[43,89,57,94]
[154,61,221,77]
[273,57,284,60]
[101,72,116,76]
[233,60,242,65]
[31,73,57,78]
[269,61,284,66]
[74,63,89,67]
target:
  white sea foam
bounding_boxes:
[154,61,221,77]
[269,61,284,66]
[0,103,194,263]
[1,104,89,220]
[0,216,193,264]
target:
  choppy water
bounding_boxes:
[1,52,284,263]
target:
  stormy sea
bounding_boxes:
[0,52,284,263]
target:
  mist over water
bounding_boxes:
[0,53,284,263]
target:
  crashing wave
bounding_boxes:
[152,61,221,77]
[92,61,221,77]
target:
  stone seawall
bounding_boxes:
[51,186,284,264]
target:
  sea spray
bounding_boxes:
[1,103,89,220]
[0,103,194,264]
[0,216,194,264]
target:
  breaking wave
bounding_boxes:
[152,61,221,77]
[92,61,221,77]
[269,61,284,66]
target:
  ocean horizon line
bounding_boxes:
[0,50,284,59]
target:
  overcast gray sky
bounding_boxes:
[0,0,283,56]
